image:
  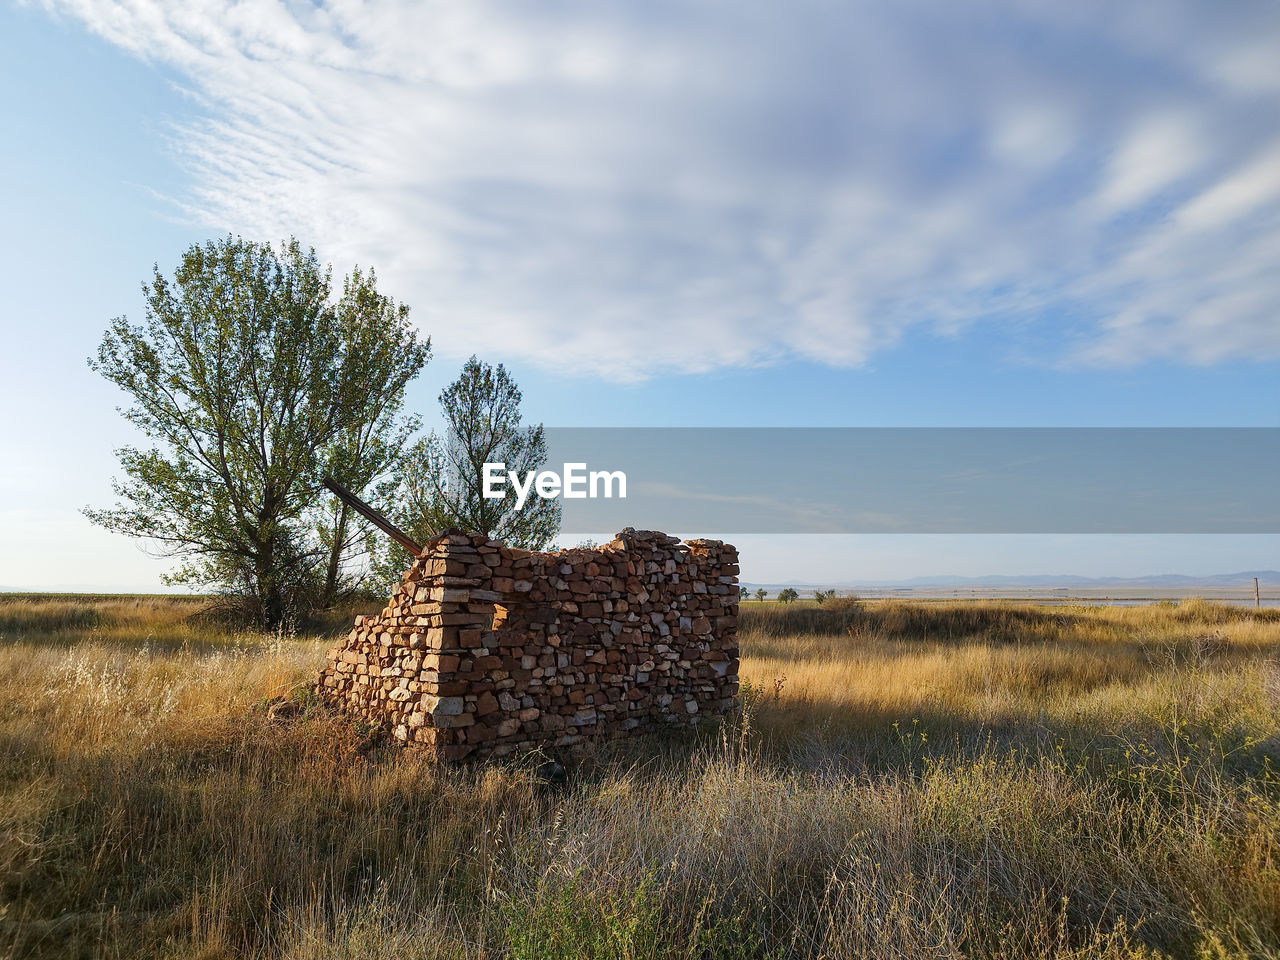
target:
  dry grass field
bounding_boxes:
[1,594,1277,959]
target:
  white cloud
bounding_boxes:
[38,0,1280,377]
[1092,112,1206,216]
[1177,142,1280,231]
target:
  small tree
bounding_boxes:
[374,357,559,586]
[739,586,750,600]
[86,237,429,627]
[754,588,768,602]
[778,588,799,604]
[814,589,834,605]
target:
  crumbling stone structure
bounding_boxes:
[317,529,740,760]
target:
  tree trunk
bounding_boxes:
[257,538,285,630]
[321,502,349,609]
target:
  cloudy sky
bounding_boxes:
[1,0,1277,588]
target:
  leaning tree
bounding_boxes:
[86,236,430,627]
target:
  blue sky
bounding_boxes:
[1,1,1277,589]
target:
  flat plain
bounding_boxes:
[1,594,1277,959]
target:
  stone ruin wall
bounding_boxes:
[316,528,740,760]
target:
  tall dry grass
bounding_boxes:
[0,595,1277,959]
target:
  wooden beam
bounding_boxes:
[322,476,423,556]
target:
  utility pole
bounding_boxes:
[1255,577,1262,609]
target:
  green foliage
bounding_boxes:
[85,236,429,627]
[776,588,799,604]
[503,871,665,960]
[754,588,768,602]
[502,871,767,960]
[813,589,834,605]
[372,357,559,587]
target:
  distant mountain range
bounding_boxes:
[741,571,1280,592]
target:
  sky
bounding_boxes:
[0,0,1277,590]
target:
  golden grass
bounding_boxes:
[0,595,1277,958]
[739,600,1280,739]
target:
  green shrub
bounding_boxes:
[502,871,768,960]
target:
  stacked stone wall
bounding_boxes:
[316,528,740,760]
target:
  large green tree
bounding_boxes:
[86,236,430,626]
[372,357,559,587]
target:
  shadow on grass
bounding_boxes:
[594,681,1280,806]
[742,598,1280,645]
[0,593,382,652]
[741,601,1087,643]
